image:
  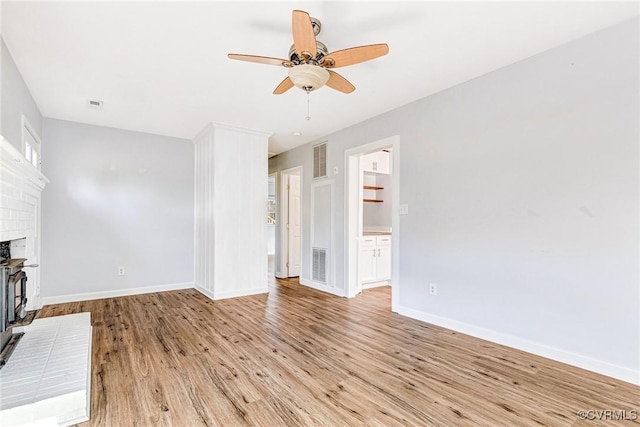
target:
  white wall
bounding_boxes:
[270,18,639,384]
[41,118,194,302]
[1,37,43,151]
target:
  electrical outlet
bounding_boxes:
[399,204,409,215]
[118,266,125,276]
[429,282,438,296]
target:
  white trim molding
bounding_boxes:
[41,282,194,305]
[0,135,48,200]
[278,166,303,280]
[195,121,273,141]
[362,281,390,290]
[21,115,42,170]
[344,135,400,303]
[397,305,640,386]
[195,285,268,301]
[299,277,346,298]
[309,178,334,288]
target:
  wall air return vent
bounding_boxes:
[313,142,327,179]
[87,99,104,109]
[312,248,327,283]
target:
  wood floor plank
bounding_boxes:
[36,280,639,427]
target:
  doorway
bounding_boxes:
[345,136,400,310]
[279,167,302,278]
[267,173,277,278]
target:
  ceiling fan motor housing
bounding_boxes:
[310,17,321,35]
[288,40,329,65]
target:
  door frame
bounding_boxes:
[344,136,400,311]
[278,166,303,279]
[267,172,277,263]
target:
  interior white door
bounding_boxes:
[287,174,301,277]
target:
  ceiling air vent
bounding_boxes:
[87,99,104,109]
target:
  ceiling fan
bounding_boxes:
[228,10,389,95]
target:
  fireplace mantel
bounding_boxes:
[0,136,48,180]
[1,135,48,185]
[0,134,49,309]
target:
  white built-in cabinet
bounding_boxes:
[360,235,391,284]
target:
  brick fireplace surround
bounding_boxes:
[0,135,91,426]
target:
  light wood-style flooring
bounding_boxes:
[38,275,639,426]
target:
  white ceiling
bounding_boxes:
[2,1,638,155]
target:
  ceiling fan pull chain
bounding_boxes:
[305,89,311,120]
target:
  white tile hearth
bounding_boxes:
[0,313,92,427]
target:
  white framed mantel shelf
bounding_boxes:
[0,135,49,194]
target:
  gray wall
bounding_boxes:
[1,37,42,149]
[42,118,194,298]
[270,18,639,378]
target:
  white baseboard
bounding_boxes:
[41,282,194,305]
[299,277,346,297]
[362,281,390,290]
[195,285,268,301]
[397,305,640,386]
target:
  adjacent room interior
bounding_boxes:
[0,1,639,426]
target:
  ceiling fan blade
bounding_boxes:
[326,70,355,94]
[292,10,316,58]
[228,53,291,67]
[322,44,389,68]
[273,77,294,95]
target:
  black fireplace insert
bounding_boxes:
[0,251,33,367]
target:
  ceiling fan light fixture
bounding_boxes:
[227,10,389,95]
[288,64,329,91]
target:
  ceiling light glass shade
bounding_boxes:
[288,64,330,91]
